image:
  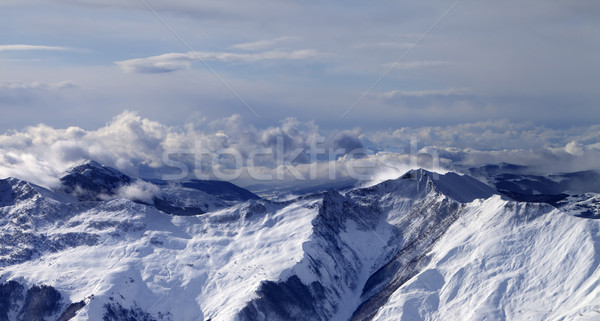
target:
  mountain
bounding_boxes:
[491,170,600,195]
[58,160,133,201]
[0,167,599,320]
[556,193,600,219]
[57,160,260,215]
[247,178,358,200]
[466,164,600,215]
[465,162,529,177]
[466,163,600,197]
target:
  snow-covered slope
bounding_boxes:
[557,193,600,219]
[0,167,599,320]
[373,196,600,321]
[1,177,317,320]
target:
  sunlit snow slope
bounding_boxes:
[373,196,600,321]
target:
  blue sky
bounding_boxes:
[1,0,598,131]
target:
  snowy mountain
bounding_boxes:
[57,160,260,215]
[58,160,134,201]
[465,164,600,220]
[1,165,599,320]
[466,163,600,204]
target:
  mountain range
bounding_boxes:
[0,160,599,320]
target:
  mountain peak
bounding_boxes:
[55,160,260,214]
[64,160,129,179]
[59,160,133,200]
[396,168,497,202]
[400,168,436,180]
[73,159,102,167]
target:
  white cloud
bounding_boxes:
[116,180,161,203]
[367,119,600,151]
[0,112,599,190]
[115,53,192,73]
[0,44,72,51]
[0,112,363,187]
[0,151,61,187]
[0,111,167,186]
[1,81,77,90]
[116,49,324,73]
[361,120,600,175]
[229,37,293,51]
[565,141,585,156]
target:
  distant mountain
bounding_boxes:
[556,193,600,219]
[0,167,599,320]
[465,162,529,177]
[57,160,260,215]
[247,178,358,200]
[492,170,600,196]
[465,163,600,208]
[466,163,600,195]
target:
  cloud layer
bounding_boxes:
[116,49,323,73]
[0,112,598,189]
[0,44,72,52]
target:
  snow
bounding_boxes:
[373,195,600,320]
[0,196,319,321]
[558,193,600,218]
[426,170,498,203]
[330,219,396,321]
[2,167,600,321]
[158,183,231,212]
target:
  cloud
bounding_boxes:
[352,42,414,49]
[229,37,294,51]
[116,53,192,73]
[1,81,78,90]
[0,151,61,187]
[386,60,452,70]
[1,112,599,191]
[116,49,324,73]
[0,111,167,186]
[366,88,478,112]
[565,141,585,156]
[366,119,600,151]
[371,88,470,99]
[0,44,72,51]
[362,120,600,175]
[0,112,363,187]
[116,180,161,203]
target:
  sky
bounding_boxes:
[0,0,599,187]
